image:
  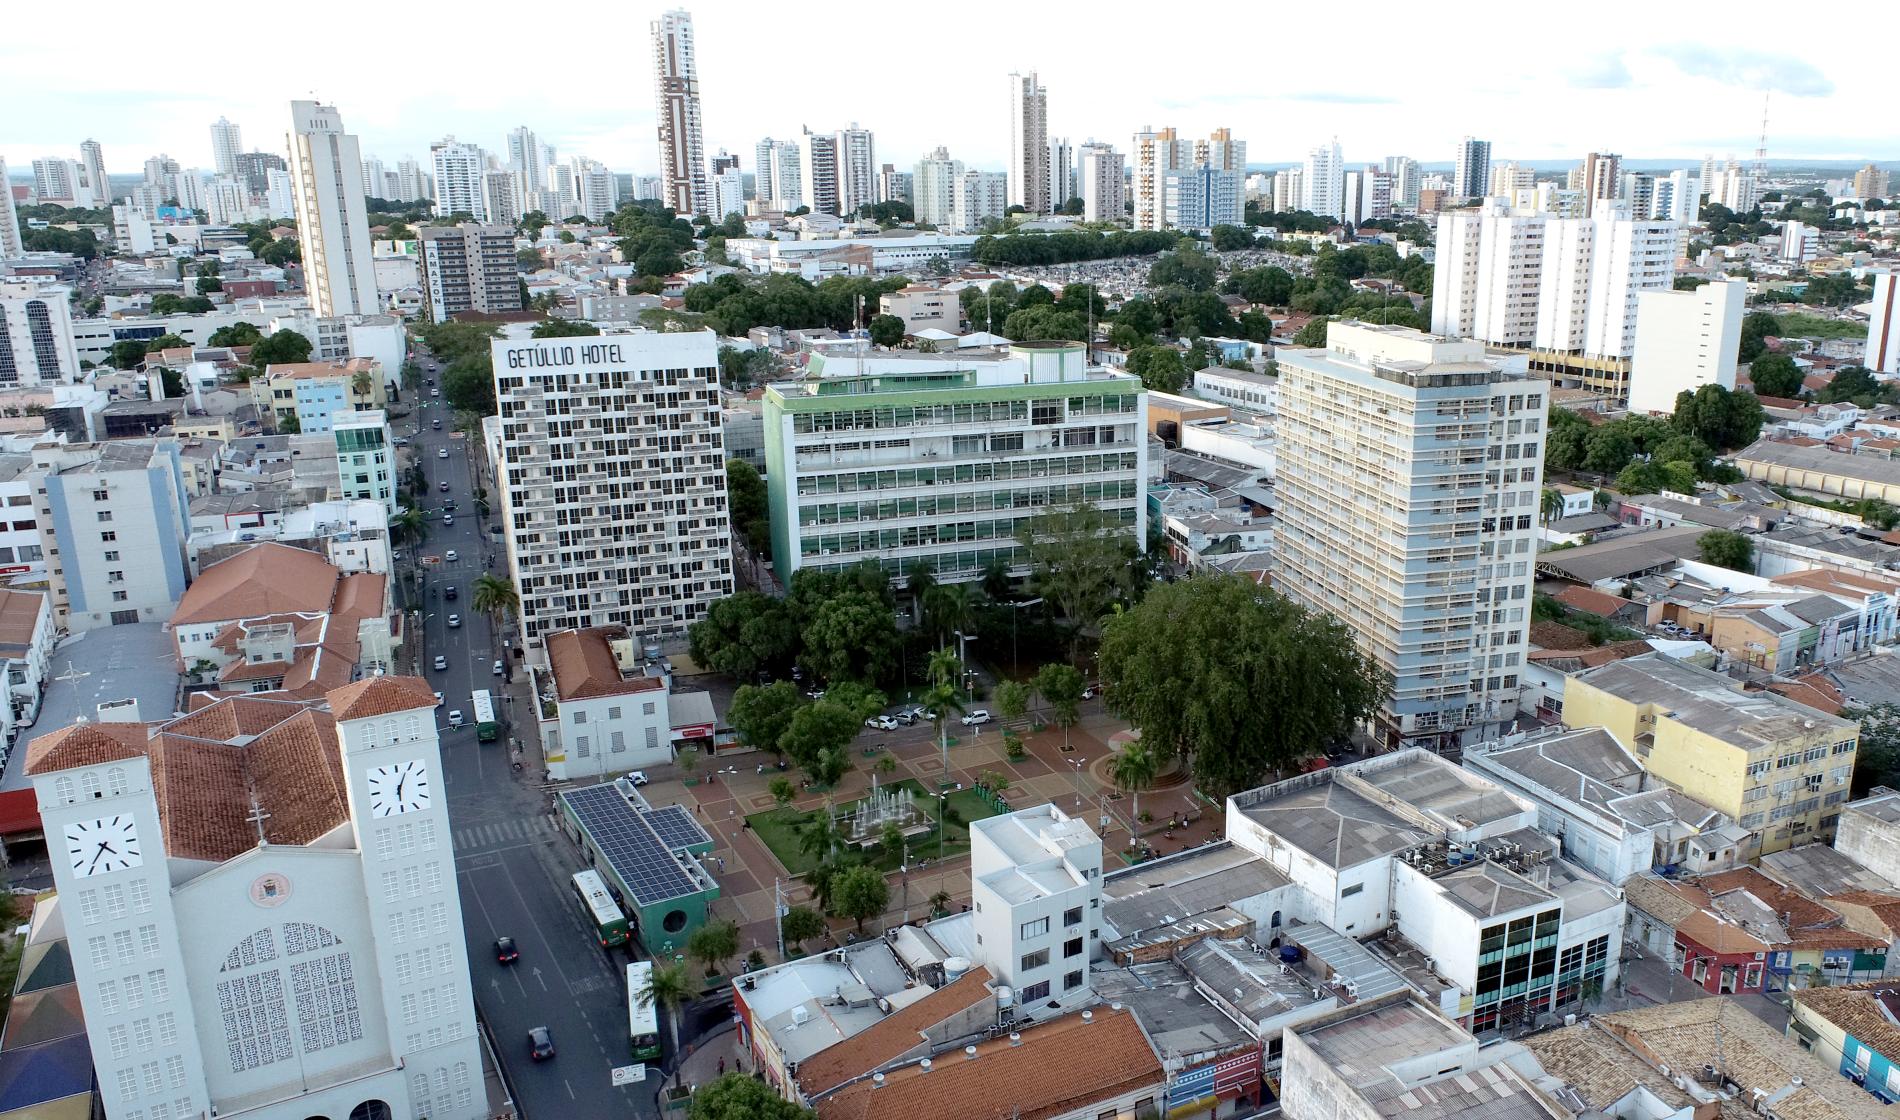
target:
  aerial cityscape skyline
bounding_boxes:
[2,3,1894,175]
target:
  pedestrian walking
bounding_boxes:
[718,1056,726,1076]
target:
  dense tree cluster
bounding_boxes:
[969,228,1178,266]
[418,320,502,414]
[683,273,910,337]
[610,201,697,283]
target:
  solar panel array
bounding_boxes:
[646,804,710,851]
[563,784,700,906]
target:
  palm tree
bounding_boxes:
[928,889,953,917]
[1540,488,1564,525]
[638,960,695,1082]
[796,801,842,864]
[471,573,518,628]
[351,368,375,407]
[391,505,426,547]
[923,648,965,771]
[1107,740,1160,843]
[905,560,936,623]
[924,584,974,646]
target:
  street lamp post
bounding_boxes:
[1006,597,1044,672]
[1067,757,1086,811]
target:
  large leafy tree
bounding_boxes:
[1748,352,1803,399]
[1125,346,1186,393]
[1671,384,1764,451]
[250,329,314,367]
[1033,663,1085,752]
[689,591,796,680]
[1097,575,1388,795]
[778,906,826,953]
[1017,503,1140,650]
[833,864,891,932]
[1697,529,1755,573]
[799,590,899,684]
[780,700,861,780]
[727,681,803,761]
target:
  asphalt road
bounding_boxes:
[399,354,657,1120]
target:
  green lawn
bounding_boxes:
[1774,312,1865,340]
[747,778,1001,876]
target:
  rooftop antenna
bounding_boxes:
[1753,91,1771,183]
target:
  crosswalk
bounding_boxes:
[453,816,557,852]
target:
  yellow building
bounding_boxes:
[1565,653,1858,857]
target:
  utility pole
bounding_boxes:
[774,877,785,959]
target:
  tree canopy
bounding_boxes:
[530,317,600,338]
[1017,503,1142,646]
[1098,575,1387,794]
[1748,353,1803,399]
[1697,529,1755,573]
[1670,384,1764,451]
[250,330,314,367]
[969,228,1177,267]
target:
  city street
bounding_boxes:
[398,351,656,1120]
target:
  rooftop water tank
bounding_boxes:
[943,956,971,982]
[995,985,1014,1009]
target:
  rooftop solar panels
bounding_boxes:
[646,804,710,851]
[562,783,703,907]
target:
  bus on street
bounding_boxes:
[571,869,630,948]
[472,690,499,742]
[626,961,663,1062]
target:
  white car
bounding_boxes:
[960,709,992,726]
[433,691,444,706]
[447,614,461,628]
[447,710,464,728]
[445,549,458,562]
[626,771,650,786]
[438,448,449,459]
[433,655,448,671]
[865,715,899,731]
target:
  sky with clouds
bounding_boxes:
[1,0,1885,178]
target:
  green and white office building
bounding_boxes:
[762,341,1148,583]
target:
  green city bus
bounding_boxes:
[571,869,630,948]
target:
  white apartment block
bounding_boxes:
[951,170,1007,234]
[418,223,521,322]
[0,281,82,385]
[1453,137,1491,200]
[835,125,877,218]
[0,157,24,258]
[429,139,485,222]
[210,117,243,178]
[911,148,960,229]
[1163,166,1242,231]
[289,101,379,318]
[651,9,709,215]
[760,343,1148,585]
[1132,127,1189,231]
[33,158,87,206]
[1049,137,1074,210]
[1078,143,1124,224]
[1706,162,1758,213]
[1870,271,1900,375]
[481,170,522,226]
[1277,322,1545,747]
[1534,199,1676,360]
[755,138,803,213]
[1432,199,1547,347]
[1489,161,1534,197]
[26,676,487,1120]
[968,805,1102,1010]
[1627,278,1745,415]
[1385,156,1420,212]
[1303,141,1344,220]
[712,168,745,222]
[80,141,109,208]
[493,330,732,661]
[1009,72,1051,215]
[801,131,840,217]
[1651,170,1701,223]
[31,439,192,633]
[1272,168,1304,214]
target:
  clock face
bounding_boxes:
[65,816,143,878]
[366,760,431,817]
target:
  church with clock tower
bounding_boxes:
[26,675,485,1120]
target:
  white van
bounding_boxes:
[447,710,464,728]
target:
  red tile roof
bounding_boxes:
[797,968,994,1095]
[815,1006,1162,1120]
[328,676,439,721]
[173,543,338,626]
[546,628,665,701]
[24,723,148,776]
[1556,585,1632,619]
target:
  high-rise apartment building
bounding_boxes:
[0,280,80,384]
[1651,170,1701,223]
[712,168,745,221]
[429,138,486,222]
[801,129,840,216]
[1854,164,1890,201]
[952,170,1007,234]
[1433,197,1676,396]
[1576,152,1621,202]
[1049,137,1075,210]
[1078,143,1124,224]
[25,675,489,1120]
[32,159,84,205]
[912,147,962,228]
[288,101,378,318]
[754,138,803,212]
[1271,168,1304,214]
[1277,321,1545,748]
[1452,137,1491,200]
[0,158,23,258]
[1705,161,1758,213]
[1868,271,1899,375]
[877,164,912,206]
[834,125,876,218]
[359,157,388,202]
[573,159,617,221]
[1384,156,1420,213]
[1626,278,1745,415]
[143,154,179,187]
[235,150,288,195]
[1489,161,1534,197]
[1303,141,1345,220]
[335,409,399,516]
[79,140,109,208]
[481,169,523,226]
[1341,167,1392,225]
[1009,72,1051,214]
[1132,127,1188,231]
[394,158,425,203]
[507,126,544,194]
[1197,128,1245,173]
[711,150,739,177]
[1164,165,1242,231]
[651,9,709,216]
[760,342,1147,585]
[493,331,732,660]
[209,116,243,177]
[418,224,523,323]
